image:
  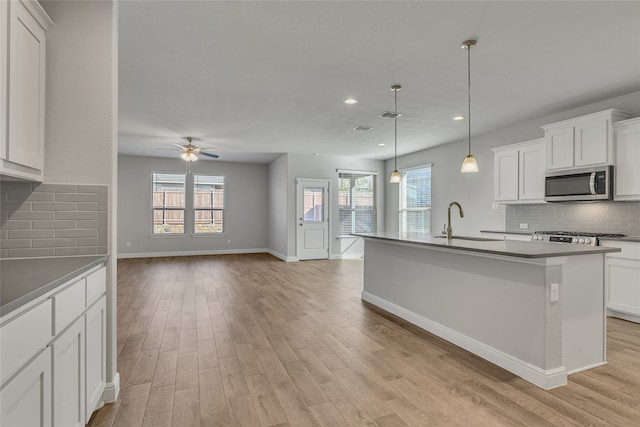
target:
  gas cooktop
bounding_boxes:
[534,231,627,238]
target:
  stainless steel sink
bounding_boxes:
[434,235,502,242]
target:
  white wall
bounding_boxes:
[267,154,289,260]
[41,0,119,399]
[118,155,269,257]
[286,153,386,259]
[385,90,640,237]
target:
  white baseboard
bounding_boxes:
[339,253,363,260]
[117,248,269,259]
[361,291,567,390]
[607,310,640,324]
[266,249,298,262]
[102,372,120,403]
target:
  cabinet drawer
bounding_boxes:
[51,278,86,335]
[86,266,106,307]
[0,299,53,385]
[601,241,640,260]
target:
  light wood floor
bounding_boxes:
[88,254,640,427]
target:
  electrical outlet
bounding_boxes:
[520,223,529,229]
[550,283,559,303]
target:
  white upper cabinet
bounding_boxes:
[492,138,546,204]
[0,0,52,181]
[542,109,631,172]
[614,117,640,201]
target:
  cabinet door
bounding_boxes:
[85,296,106,423]
[7,0,47,169]
[615,121,640,200]
[605,258,640,316]
[546,126,574,170]
[575,118,608,167]
[494,148,519,202]
[51,316,85,427]
[0,347,52,427]
[518,140,545,202]
[0,0,7,160]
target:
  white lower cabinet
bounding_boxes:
[601,240,640,323]
[0,347,52,427]
[0,264,107,427]
[51,317,85,427]
[85,296,107,423]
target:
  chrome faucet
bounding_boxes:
[445,201,464,239]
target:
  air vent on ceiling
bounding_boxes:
[380,111,402,118]
[353,125,373,131]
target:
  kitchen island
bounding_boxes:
[355,232,621,389]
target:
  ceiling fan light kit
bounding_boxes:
[171,136,219,162]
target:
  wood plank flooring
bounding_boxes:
[88,254,640,426]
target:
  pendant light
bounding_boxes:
[389,84,402,184]
[461,39,479,174]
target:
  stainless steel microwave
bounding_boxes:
[545,166,613,202]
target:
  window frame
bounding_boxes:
[337,170,378,236]
[151,172,187,236]
[398,164,432,234]
[150,172,227,237]
[192,173,226,235]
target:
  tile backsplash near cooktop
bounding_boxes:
[506,201,640,236]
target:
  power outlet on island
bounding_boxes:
[550,283,559,303]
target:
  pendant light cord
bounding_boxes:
[394,88,398,170]
[467,44,471,156]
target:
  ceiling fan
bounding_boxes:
[168,136,219,162]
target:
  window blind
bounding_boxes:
[338,172,377,235]
[399,165,432,233]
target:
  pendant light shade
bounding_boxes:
[461,39,478,174]
[389,84,402,184]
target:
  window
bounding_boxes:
[152,173,225,235]
[338,172,377,235]
[152,173,185,234]
[399,165,432,233]
[194,175,225,234]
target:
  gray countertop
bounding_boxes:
[480,229,535,235]
[354,232,621,259]
[1,255,108,317]
[599,236,640,243]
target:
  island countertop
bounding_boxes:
[354,232,621,259]
[0,255,108,317]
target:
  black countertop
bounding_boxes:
[355,232,621,259]
[1,255,108,317]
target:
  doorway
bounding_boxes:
[296,178,329,260]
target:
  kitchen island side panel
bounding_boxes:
[362,239,564,381]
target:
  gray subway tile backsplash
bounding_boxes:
[506,201,640,236]
[1,183,108,258]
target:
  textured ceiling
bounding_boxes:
[118,0,640,164]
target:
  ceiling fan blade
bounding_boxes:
[200,152,219,159]
[173,143,188,150]
[155,147,181,151]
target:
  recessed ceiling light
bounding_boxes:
[353,125,372,131]
[344,98,358,104]
[378,143,386,146]
[453,115,465,121]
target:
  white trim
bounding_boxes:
[361,291,568,390]
[336,169,379,175]
[607,311,640,324]
[117,248,270,259]
[340,253,363,260]
[266,249,299,262]
[102,372,120,403]
[400,162,432,172]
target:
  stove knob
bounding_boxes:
[585,239,592,245]
[578,238,585,244]
[572,237,578,243]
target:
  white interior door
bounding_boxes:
[297,179,329,260]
